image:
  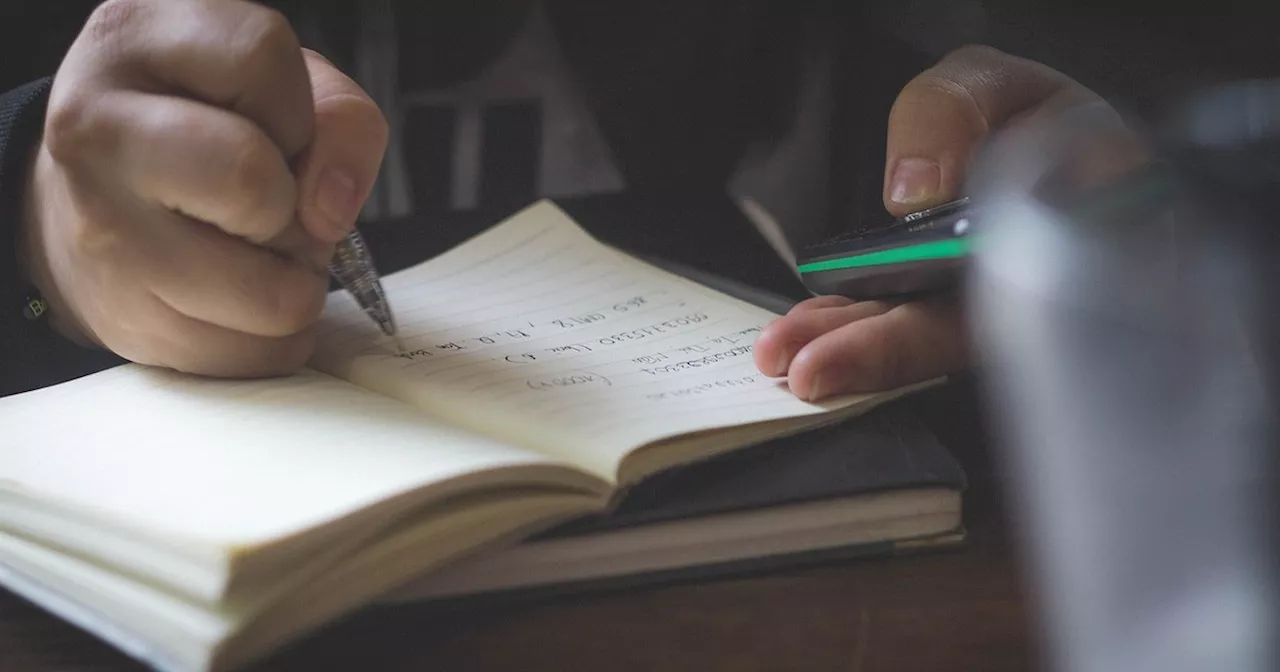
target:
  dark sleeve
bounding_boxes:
[0,79,123,400]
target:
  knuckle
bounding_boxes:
[43,93,98,165]
[914,71,962,95]
[944,44,1007,66]
[234,7,299,70]
[226,132,291,237]
[896,69,990,134]
[897,44,1017,120]
[928,44,1074,112]
[227,132,274,196]
[328,93,390,148]
[861,299,896,315]
[913,71,981,109]
[84,0,151,42]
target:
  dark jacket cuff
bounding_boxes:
[0,78,122,398]
[0,77,50,313]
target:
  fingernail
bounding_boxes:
[806,373,824,402]
[806,370,852,402]
[773,350,791,378]
[315,167,360,239]
[889,158,941,206]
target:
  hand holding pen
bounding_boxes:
[16,0,390,378]
[754,45,1128,402]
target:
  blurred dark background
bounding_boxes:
[2,2,1276,255]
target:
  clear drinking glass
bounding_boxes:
[968,89,1279,672]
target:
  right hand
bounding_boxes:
[18,0,388,377]
[753,45,1140,400]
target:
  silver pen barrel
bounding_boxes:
[328,229,397,336]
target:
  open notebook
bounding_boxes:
[0,201,935,672]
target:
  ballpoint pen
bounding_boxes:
[328,229,397,336]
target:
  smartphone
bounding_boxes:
[797,198,973,301]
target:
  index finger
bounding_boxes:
[787,296,970,399]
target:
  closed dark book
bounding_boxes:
[391,402,966,604]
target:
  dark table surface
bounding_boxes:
[0,195,1040,671]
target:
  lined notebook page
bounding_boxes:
[311,201,872,480]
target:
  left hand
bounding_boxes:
[754,45,1108,400]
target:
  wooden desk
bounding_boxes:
[0,381,1039,672]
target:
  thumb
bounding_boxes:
[882,45,1094,217]
[296,49,390,243]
